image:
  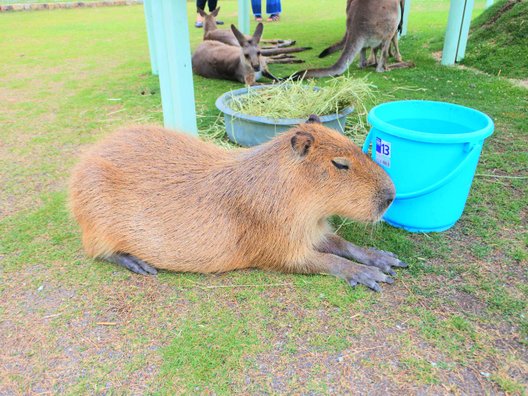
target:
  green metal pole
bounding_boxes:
[456,0,474,62]
[441,0,468,65]
[401,0,411,36]
[152,0,198,134]
[143,0,158,75]
[238,0,250,35]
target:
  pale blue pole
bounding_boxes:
[238,0,250,35]
[441,0,469,65]
[456,0,474,62]
[400,0,411,36]
[486,0,493,8]
[143,0,158,75]
[151,0,197,134]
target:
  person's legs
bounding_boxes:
[195,0,207,27]
[207,0,224,24]
[251,0,263,20]
[207,0,217,12]
[266,0,281,21]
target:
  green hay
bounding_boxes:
[228,76,377,121]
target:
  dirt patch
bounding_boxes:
[0,269,190,394]
[508,78,528,89]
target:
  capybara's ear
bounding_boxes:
[291,131,314,157]
[197,8,207,17]
[211,7,220,17]
[306,114,321,124]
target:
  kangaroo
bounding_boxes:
[319,0,404,64]
[292,0,412,78]
[192,23,278,85]
[198,7,310,62]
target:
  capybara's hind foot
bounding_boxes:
[107,253,158,275]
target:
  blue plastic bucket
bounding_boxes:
[363,100,494,232]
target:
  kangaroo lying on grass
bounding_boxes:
[199,7,309,64]
[192,23,279,85]
[292,0,413,78]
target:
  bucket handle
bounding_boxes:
[362,131,482,200]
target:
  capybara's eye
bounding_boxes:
[331,158,350,170]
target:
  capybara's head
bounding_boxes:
[284,121,395,222]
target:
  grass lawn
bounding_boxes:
[1,0,527,394]
[462,0,528,79]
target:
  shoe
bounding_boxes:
[267,14,280,22]
[255,16,263,22]
[195,14,204,28]
[216,20,224,25]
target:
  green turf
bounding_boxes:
[1,0,527,394]
[462,0,528,79]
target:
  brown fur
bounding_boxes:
[198,7,309,62]
[70,124,396,280]
[293,0,410,78]
[192,23,275,85]
[199,7,242,47]
[319,0,404,64]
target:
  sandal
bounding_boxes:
[267,14,280,22]
[255,16,263,22]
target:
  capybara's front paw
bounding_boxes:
[343,263,394,292]
[365,248,408,276]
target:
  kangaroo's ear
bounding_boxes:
[211,7,220,17]
[231,24,246,46]
[197,8,207,17]
[291,131,314,158]
[252,23,264,45]
[306,114,321,124]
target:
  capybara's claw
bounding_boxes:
[395,260,408,268]
[365,280,381,292]
[348,279,358,287]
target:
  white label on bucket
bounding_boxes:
[375,137,391,168]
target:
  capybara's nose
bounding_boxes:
[253,66,260,72]
[379,188,395,213]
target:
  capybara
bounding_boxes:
[69,117,407,291]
